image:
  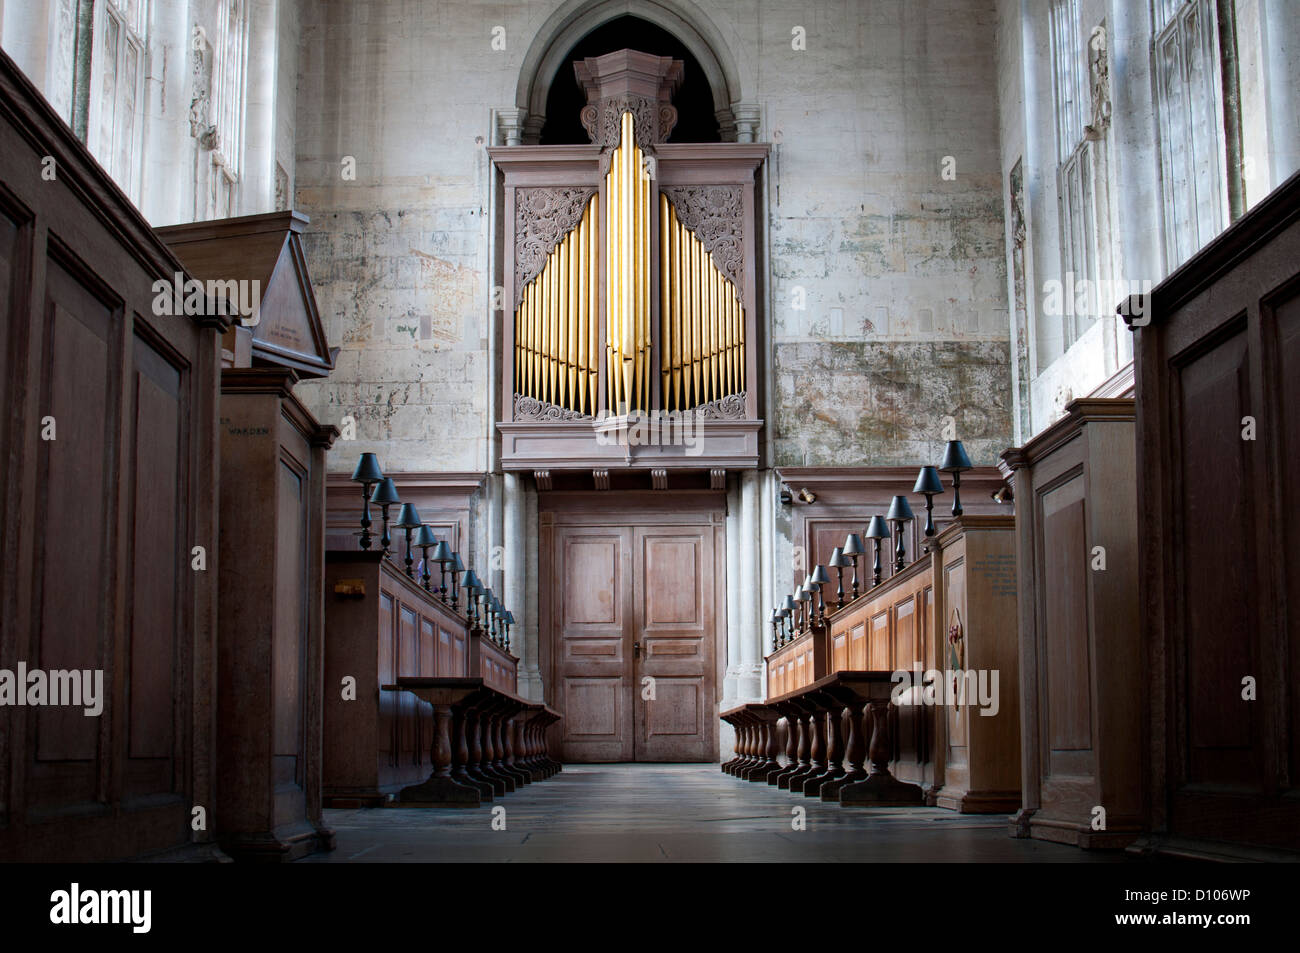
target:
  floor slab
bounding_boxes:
[300,765,1127,863]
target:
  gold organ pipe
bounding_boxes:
[589,193,599,412]
[655,198,747,410]
[660,193,670,404]
[512,193,600,415]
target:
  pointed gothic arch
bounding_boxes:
[514,0,745,142]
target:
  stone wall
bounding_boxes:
[289,0,1013,473]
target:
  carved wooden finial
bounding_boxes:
[574,49,684,151]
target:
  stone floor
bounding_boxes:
[301,764,1127,863]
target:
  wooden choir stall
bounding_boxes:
[724,490,1021,814]
[323,474,561,810]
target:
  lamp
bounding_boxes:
[460,568,482,626]
[864,516,890,587]
[770,608,782,650]
[414,525,438,590]
[350,453,384,550]
[886,495,915,572]
[828,546,851,609]
[777,603,792,645]
[842,533,866,600]
[395,503,423,577]
[782,595,798,645]
[939,439,974,517]
[809,564,830,623]
[913,465,945,539]
[502,610,515,651]
[795,584,812,632]
[430,540,453,601]
[369,478,401,557]
[449,552,465,609]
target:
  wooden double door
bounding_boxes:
[541,499,724,762]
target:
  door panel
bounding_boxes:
[554,529,634,760]
[547,505,721,762]
[635,528,715,761]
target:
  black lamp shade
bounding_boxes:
[782,595,798,612]
[504,611,515,626]
[778,605,791,618]
[431,540,453,563]
[886,495,915,522]
[370,477,400,506]
[828,546,851,568]
[351,452,383,484]
[770,609,782,624]
[450,552,465,573]
[796,587,812,602]
[843,533,866,556]
[414,524,438,548]
[865,515,891,539]
[460,569,481,592]
[809,564,830,585]
[395,503,422,528]
[913,465,944,495]
[940,440,973,473]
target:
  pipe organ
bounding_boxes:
[493,49,767,471]
[515,194,600,416]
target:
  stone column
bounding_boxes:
[723,475,741,703]
[504,471,541,699]
[736,469,764,701]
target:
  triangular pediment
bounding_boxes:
[157,210,334,377]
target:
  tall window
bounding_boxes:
[90,0,147,203]
[205,0,248,218]
[1050,0,1105,349]
[1152,0,1228,270]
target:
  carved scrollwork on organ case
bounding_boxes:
[692,392,748,420]
[662,185,745,292]
[515,187,598,292]
[514,393,594,422]
[582,95,677,152]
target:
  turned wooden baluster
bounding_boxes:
[805,703,846,797]
[779,712,810,790]
[771,712,799,786]
[743,717,759,774]
[462,707,498,798]
[792,708,827,793]
[431,705,454,779]
[820,700,867,800]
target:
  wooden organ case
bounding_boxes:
[491,50,768,472]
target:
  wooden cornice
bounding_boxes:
[1120,167,1300,329]
[999,397,1135,471]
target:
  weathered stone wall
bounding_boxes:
[290,0,1013,473]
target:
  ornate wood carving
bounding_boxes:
[513,393,594,422]
[663,185,745,292]
[692,391,748,420]
[514,187,597,292]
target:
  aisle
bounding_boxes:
[301,765,1125,863]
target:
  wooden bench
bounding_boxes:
[725,515,1020,812]
[380,677,561,807]
[323,550,560,807]
[723,671,924,806]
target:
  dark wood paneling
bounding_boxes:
[1042,495,1091,755]
[1176,328,1256,785]
[1127,167,1300,856]
[0,47,222,860]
